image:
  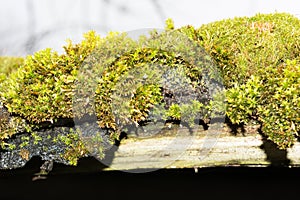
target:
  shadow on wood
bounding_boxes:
[258,128,291,167]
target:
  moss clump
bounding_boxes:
[0,26,221,157]
[0,101,31,148]
[0,57,24,83]
[92,47,215,130]
[2,12,299,160]
[193,12,300,149]
[55,131,88,166]
[196,12,300,88]
[226,59,300,149]
[75,29,222,136]
[0,31,100,124]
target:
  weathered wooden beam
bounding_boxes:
[103,124,300,171]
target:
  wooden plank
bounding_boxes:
[101,124,300,171]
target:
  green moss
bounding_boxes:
[164,100,208,127]
[0,27,221,162]
[0,101,31,142]
[165,18,175,30]
[31,132,42,145]
[226,59,300,149]
[93,47,208,130]
[20,136,30,148]
[56,131,88,165]
[194,12,300,149]
[1,13,299,158]
[0,31,100,125]
[0,56,24,83]
[0,56,26,145]
[196,12,300,88]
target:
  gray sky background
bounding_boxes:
[1,0,300,56]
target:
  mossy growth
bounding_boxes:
[2,12,299,159]
[55,130,88,166]
[165,18,175,30]
[226,59,300,149]
[74,29,222,134]
[0,31,100,125]
[91,47,215,131]
[0,23,222,158]
[0,56,24,83]
[0,101,31,148]
[193,12,300,149]
[196,12,300,88]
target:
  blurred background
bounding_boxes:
[1,0,300,56]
